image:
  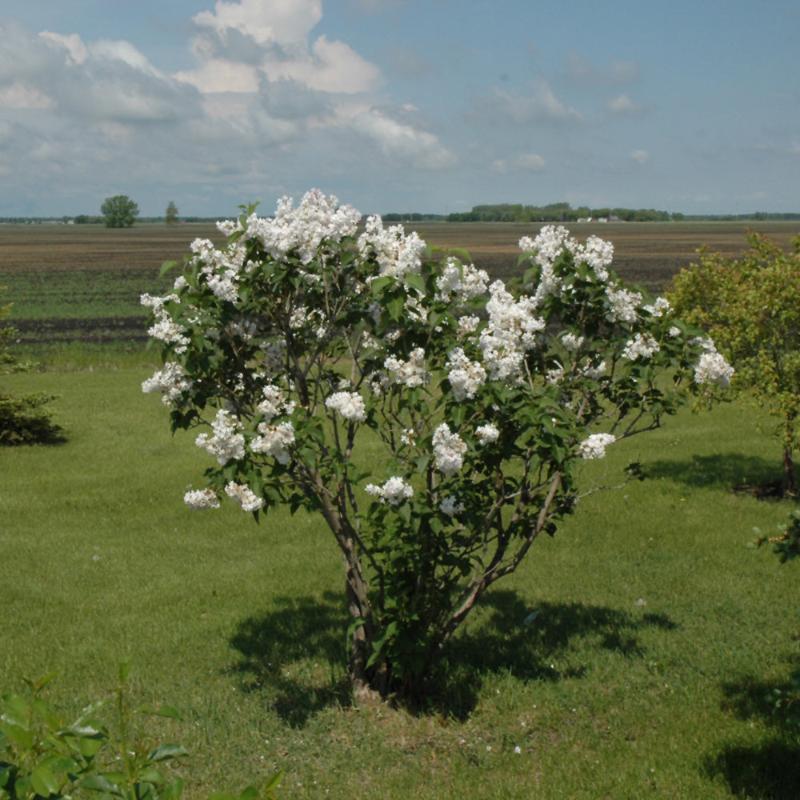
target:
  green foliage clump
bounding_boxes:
[670,233,800,495]
[101,196,139,229]
[0,290,63,446]
[0,668,281,800]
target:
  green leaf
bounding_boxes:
[159,260,179,278]
[147,744,188,762]
[30,763,60,797]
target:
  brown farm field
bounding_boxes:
[1,220,797,344]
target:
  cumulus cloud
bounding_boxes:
[608,93,639,114]
[339,105,456,169]
[484,79,582,124]
[0,82,53,109]
[193,0,323,45]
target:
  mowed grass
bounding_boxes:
[1,365,799,798]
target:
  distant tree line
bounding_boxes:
[446,203,681,222]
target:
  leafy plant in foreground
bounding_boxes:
[142,190,731,701]
[0,667,280,799]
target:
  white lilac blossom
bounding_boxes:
[250,421,295,464]
[669,326,682,338]
[244,189,361,264]
[183,488,220,510]
[400,428,416,447]
[479,280,545,382]
[606,287,642,324]
[621,333,660,361]
[578,433,616,460]
[217,218,243,237]
[643,297,672,317]
[225,481,264,512]
[475,423,500,444]
[365,476,414,505]
[196,409,245,465]
[581,360,607,380]
[561,332,585,352]
[432,423,467,476]
[257,385,294,421]
[325,391,367,422]
[357,215,426,280]
[141,362,192,405]
[435,258,490,303]
[545,362,565,385]
[439,496,464,516]
[456,315,481,337]
[580,235,614,281]
[384,347,429,388]
[446,348,487,401]
[694,350,734,387]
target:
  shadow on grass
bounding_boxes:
[228,588,676,725]
[703,658,800,798]
[432,590,676,718]
[643,453,781,492]
[704,741,800,800]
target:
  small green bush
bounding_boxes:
[0,668,281,800]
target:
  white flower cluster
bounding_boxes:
[183,488,220,510]
[365,476,414,505]
[432,423,467,476]
[606,287,643,324]
[435,258,490,303]
[141,362,192,405]
[357,215,426,280]
[384,347,429,388]
[446,348,487,401]
[251,421,295,464]
[245,189,361,264]
[621,333,660,361]
[141,292,189,353]
[225,481,263,512]
[257,384,295,421]
[189,237,246,304]
[693,341,734,388]
[196,409,245,465]
[643,297,671,317]
[561,332,585,352]
[439,495,464,516]
[475,423,500,444]
[479,281,545,381]
[289,305,328,338]
[579,433,616,460]
[325,391,367,422]
[456,315,481,338]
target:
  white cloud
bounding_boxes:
[193,0,323,45]
[89,40,164,77]
[608,93,639,114]
[262,35,381,93]
[488,79,581,124]
[39,31,88,65]
[0,82,53,109]
[175,58,260,93]
[630,149,649,164]
[340,105,456,169]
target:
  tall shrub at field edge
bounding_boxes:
[669,233,800,495]
[0,288,63,445]
[141,190,732,702]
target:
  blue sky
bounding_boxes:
[1,0,798,216]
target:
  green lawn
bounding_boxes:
[1,365,798,798]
